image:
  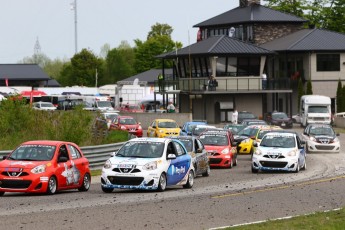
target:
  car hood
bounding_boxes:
[109,157,160,166]
[122,124,140,129]
[258,146,296,156]
[0,160,47,169]
[310,134,335,140]
[158,128,181,132]
[234,135,250,141]
[204,145,229,152]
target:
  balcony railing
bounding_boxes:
[155,77,293,92]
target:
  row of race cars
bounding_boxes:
[0,117,340,195]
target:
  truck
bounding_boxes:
[300,95,332,127]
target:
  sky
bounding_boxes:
[0,0,272,64]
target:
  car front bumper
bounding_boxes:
[252,155,299,172]
[306,140,340,153]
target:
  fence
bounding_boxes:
[0,142,125,170]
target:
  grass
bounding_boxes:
[228,208,345,229]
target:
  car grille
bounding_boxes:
[1,171,29,177]
[209,158,222,164]
[113,168,141,173]
[259,161,287,168]
[166,132,178,135]
[107,176,144,186]
[316,139,331,144]
[0,179,32,189]
[263,154,285,159]
[315,145,335,150]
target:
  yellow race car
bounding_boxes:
[147,119,181,138]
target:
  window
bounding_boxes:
[317,54,340,71]
[173,142,186,156]
[68,145,82,159]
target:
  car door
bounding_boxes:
[66,144,88,188]
[55,144,72,189]
[296,135,306,167]
[195,139,208,172]
[166,141,190,185]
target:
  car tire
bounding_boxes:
[294,163,300,173]
[233,154,238,166]
[302,160,307,170]
[251,166,258,173]
[78,173,91,191]
[157,173,167,192]
[183,170,194,189]
[202,164,210,177]
[102,186,114,193]
[229,158,233,168]
[0,192,4,196]
[46,176,57,195]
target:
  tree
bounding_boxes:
[20,53,51,69]
[103,41,135,84]
[265,0,308,17]
[58,49,103,87]
[336,79,342,112]
[134,23,182,73]
[306,79,313,94]
[297,77,305,110]
[342,86,345,112]
[43,58,69,81]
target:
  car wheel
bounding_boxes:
[157,173,167,192]
[193,163,198,177]
[183,170,194,188]
[78,173,91,191]
[251,166,258,173]
[0,192,4,196]
[294,162,300,173]
[101,186,114,193]
[46,176,57,195]
[202,164,210,177]
[302,160,307,170]
[229,158,233,168]
[233,154,238,166]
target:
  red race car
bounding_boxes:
[110,115,143,137]
[199,130,238,168]
[0,140,91,196]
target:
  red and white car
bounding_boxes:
[0,140,91,196]
[110,115,143,137]
[199,130,238,168]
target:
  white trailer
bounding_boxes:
[300,95,332,126]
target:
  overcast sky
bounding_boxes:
[0,0,269,63]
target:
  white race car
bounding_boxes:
[252,131,306,173]
[101,138,194,192]
[302,124,340,153]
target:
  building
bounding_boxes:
[157,0,345,123]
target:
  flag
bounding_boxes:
[5,78,8,87]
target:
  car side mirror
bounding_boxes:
[110,152,116,157]
[336,133,340,136]
[167,154,176,159]
[138,122,141,125]
[196,148,203,153]
[2,156,7,160]
[152,126,156,128]
[300,140,306,145]
[58,156,68,163]
[253,142,258,147]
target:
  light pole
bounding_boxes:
[70,0,78,54]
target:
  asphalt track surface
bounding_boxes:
[1,124,345,230]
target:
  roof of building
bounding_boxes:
[118,69,173,84]
[260,28,345,52]
[0,64,51,81]
[194,4,307,28]
[158,35,274,59]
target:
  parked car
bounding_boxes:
[265,112,293,128]
[223,124,246,135]
[169,136,210,177]
[199,130,237,168]
[238,111,257,124]
[32,101,57,111]
[147,119,181,138]
[95,111,119,130]
[109,115,143,137]
[101,138,194,192]
[119,104,144,113]
[302,124,340,153]
[180,121,207,136]
[0,140,91,195]
[251,131,306,173]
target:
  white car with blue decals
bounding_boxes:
[251,131,306,173]
[101,138,194,192]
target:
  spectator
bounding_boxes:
[208,75,218,91]
[262,71,267,89]
[167,101,176,113]
[232,108,238,124]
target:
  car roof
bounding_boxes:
[155,119,177,122]
[127,137,167,143]
[170,136,196,140]
[200,130,230,135]
[21,140,72,145]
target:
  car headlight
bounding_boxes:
[287,149,298,156]
[120,126,126,130]
[221,148,230,154]
[309,136,316,142]
[241,138,251,144]
[31,164,46,174]
[104,159,112,169]
[159,130,164,133]
[143,161,157,170]
[254,149,262,155]
[332,137,339,143]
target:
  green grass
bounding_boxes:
[91,169,102,177]
[228,208,345,230]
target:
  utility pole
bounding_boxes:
[70,0,78,54]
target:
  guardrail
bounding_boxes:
[0,142,125,170]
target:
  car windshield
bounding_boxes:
[199,134,229,146]
[104,113,118,120]
[260,136,295,148]
[174,139,193,152]
[97,101,112,107]
[238,127,259,137]
[8,145,56,161]
[116,142,164,158]
[158,121,178,128]
[119,118,136,125]
[272,113,288,119]
[308,106,329,113]
[224,125,245,134]
[309,127,334,136]
[41,103,54,108]
[257,130,271,139]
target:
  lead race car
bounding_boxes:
[101,138,194,192]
